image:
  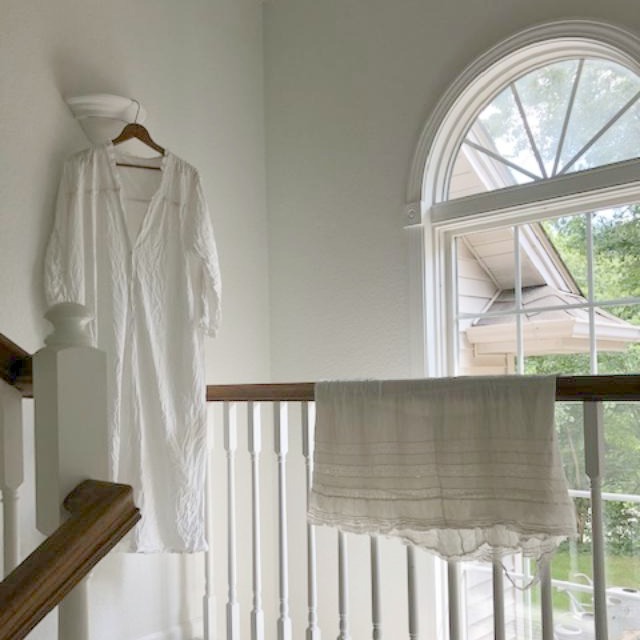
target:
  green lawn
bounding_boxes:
[546,549,640,611]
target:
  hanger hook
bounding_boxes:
[131,98,141,124]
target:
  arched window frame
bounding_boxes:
[407,19,640,377]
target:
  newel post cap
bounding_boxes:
[44,303,94,348]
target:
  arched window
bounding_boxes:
[452,57,640,191]
[410,20,640,376]
[410,21,640,639]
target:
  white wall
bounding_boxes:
[263,0,640,382]
[263,3,640,638]
[1,1,269,638]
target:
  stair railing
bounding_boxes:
[0,479,140,640]
[204,375,640,640]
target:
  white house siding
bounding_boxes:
[456,241,511,375]
[448,128,512,376]
[464,562,522,640]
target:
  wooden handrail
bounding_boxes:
[207,382,316,402]
[1,327,638,403]
[206,374,640,403]
[0,480,140,640]
[0,332,32,397]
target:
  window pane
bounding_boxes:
[558,59,640,172]
[555,403,588,491]
[514,60,579,176]
[456,235,501,314]
[474,85,542,183]
[566,99,640,173]
[597,304,640,374]
[448,148,489,199]
[604,497,640,637]
[602,400,640,495]
[541,214,589,298]
[593,206,640,301]
[526,352,591,376]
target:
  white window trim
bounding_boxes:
[406,19,640,381]
[431,172,640,376]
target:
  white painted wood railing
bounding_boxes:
[203,378,640,640]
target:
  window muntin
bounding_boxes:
[454,206,640,375]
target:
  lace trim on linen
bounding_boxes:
[308,505,564,588]
[309,505,566,559]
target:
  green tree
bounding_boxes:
[527,208,640,559]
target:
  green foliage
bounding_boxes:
[542,207,640,301]
[475,59,640,180]
[532,207,640,560]
[606,502,640,556]
[546,546,640,611]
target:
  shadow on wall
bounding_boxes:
[32,46,134,338]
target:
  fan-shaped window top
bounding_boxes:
[449,58,640,198]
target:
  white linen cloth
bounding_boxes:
[44,143,221,552]
[308,377,576,564]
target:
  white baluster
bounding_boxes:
[274,402,292,640]
[0,380,23,574]
[302,401,321,640]
[584,401,608,640]
[492,562,506,640]
[371,537,382,640]
[407,546,418,640]
[203,406,217,640]
[337,531,351,640]
[447,561,462,640]
[248,401,265,640]
[224,403,240,640]
[540,559,554,640]
[58,574,92,639]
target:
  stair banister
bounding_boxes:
[0,479,140,640]
[33,302,111,640]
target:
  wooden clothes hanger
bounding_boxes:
[111,99,165,171]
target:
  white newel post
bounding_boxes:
[0,379,24,575]
[33,302,110,640]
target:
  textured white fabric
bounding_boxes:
[308,377,576,563]
[45,143,221,552]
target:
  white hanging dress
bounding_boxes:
[45,143,221,552]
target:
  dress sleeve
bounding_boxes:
[185,172,222,337]
[43,160,85,307]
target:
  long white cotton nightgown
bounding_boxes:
[44,143,221,552]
